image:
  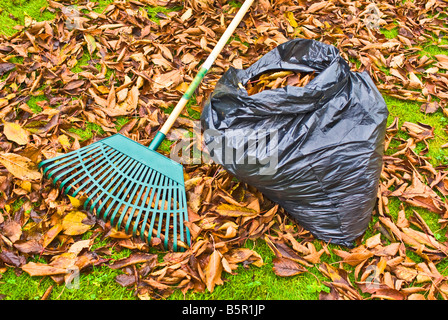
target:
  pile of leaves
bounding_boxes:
[243,70,316,95]
[0,0,448,300]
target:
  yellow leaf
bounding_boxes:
[58,134,71,148]
[215,203,258,217]
[0,98,8,107]
[0,153,42,181]
[62,211,92,236]
[109,228,132,239]
[175,82,189,93]
[20,180,32,192]
[67,195,83,208]
[84,34,96,56]
[3,122,30,145]
[284,12,298,28]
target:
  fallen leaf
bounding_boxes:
[272,257,307,277]
[2,220,21,243]
[3,122,29,145]
[61,211,92,236]
[0,153,42,181]
[109,253,157,269]
[42,223,63,248]
[22,262,67,276]
[215,203,258,217]
[205,250,223,293]
[84,34,97,56]
[0,62,15,75]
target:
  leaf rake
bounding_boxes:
[39,0,254,251]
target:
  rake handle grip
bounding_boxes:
[148,0,254,151]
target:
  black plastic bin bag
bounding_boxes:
[201,38,388,247]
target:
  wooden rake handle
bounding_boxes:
[148,0,255,151]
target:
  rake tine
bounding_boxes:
[43,146,108,184]
[156,179,168,244]
[84,155,134,212]
[60,149,118,195]
[51,146,116,187]
[39,144,100,174]
[108,162,144,226]
[97,158,140,220]
[164,179,174,249]
[71,148,123,197]
[172,186,179,250]
[125,168,154,234]
[179,186,190,246]
[82,152,129,211]
[136,171,160,240]
[116,165,150,230]
[147,176,165,244]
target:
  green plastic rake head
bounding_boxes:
[38,0,254,252]
[39,134,190,251]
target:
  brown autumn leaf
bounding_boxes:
[434,54,448,70]
[318,262,362,300]
[272,257,307,277]
[152,70,182,90]
[123,85,139,111]
[14,239,44,254]
[22,262,68,277]
[332,246,374,266]
[1,219,22,243]
[109,253,158,269]
[115,274,137,287]
[205,250,223,293]
[357,282,405,300]
[1,0,448,302]
[0,249,26,267]
[399,172,447,215]
[0,62,15,75]
[420,101,439,114]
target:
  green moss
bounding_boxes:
[228,0,243,8]
[0,0,55,36]
[68,121,105,141]
[113,116,131,131]
[0,244,135,300]
[384,95,448,164]
[186,95,201,120]
[169,239,329,300]
[91,0,115,13]
[380,27,398,39]
[159,138,174,153]
[27,94,48,113]
[70,52,91,74]
[146,5,182,24]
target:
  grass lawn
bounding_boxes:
[0,0,447,301]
